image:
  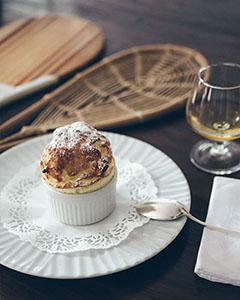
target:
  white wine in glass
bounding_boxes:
[186,63,240,174]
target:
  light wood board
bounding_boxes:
[0,16,104,86]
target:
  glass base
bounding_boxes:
[190,140,240,175]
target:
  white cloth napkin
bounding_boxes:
[195,176,240,286]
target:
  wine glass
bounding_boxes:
[186,63,240,174]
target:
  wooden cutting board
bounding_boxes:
[0,16,104,85]
[0,16,104,107]
[0,15,104,86]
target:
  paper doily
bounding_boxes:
[0,158,158,253]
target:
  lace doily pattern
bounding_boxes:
[0,158,158,253]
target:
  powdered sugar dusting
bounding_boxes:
[49,122,99,149]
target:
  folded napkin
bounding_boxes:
[195,176,240,286]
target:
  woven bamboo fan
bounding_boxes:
[0,44,208,150]
[0,16,104,106]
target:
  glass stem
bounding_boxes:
[210,141,229,157]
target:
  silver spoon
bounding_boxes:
[135,199,240,235]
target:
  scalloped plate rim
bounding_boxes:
[0,132,191,279]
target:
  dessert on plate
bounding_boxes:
[40,121,117,225]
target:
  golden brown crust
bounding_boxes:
[40,122,115,189]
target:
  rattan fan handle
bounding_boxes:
[0,126,46,145]
[0,94,52,137]
[0,138,31,153]
[0,73,82,137]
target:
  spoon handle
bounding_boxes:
[180,207,240,235]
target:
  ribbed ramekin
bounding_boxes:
[42,172,117,225]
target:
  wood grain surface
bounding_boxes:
[0,1,240,300]
[0,15,104,85]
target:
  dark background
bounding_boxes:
[0,1,240,299]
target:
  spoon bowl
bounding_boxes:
[135,199,186,221]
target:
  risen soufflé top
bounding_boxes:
[40,122,115,190]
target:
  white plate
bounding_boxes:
[0,132,190,278]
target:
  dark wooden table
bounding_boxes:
[0,1,240,299]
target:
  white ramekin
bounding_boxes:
[42,172,117,226]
